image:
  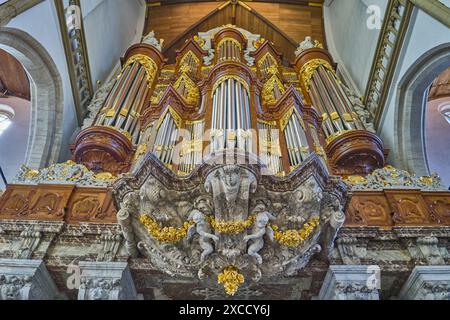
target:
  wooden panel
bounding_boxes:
[346,190,450,228]
[248,2,325,45]
[147,2,224,46]
[347,192,393,227]
[146,1,326,64]
[66,187,117,224]
[422,192,450,224]
[385,190,431,225]
[0,184,74,221]
[0,184,117,224]
[0,49,30,100]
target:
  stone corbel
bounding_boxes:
[0,259,61,300]
[318,265,381,300]
[14,229,42,260]
[96,233,123,262]
[399,266,450,300]
[78,262,138,300]
[407,237,446,265]
[336,237,368,265]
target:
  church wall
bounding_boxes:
[81,0,146,87]
[377,7,450,181]
[323,0,388,96]
[4,0,77,164]
[3,0,146,170]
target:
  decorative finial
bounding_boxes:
[142,30,164,51]
[295,36,323,57]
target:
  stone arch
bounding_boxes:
[0,27,63,169]
[394,43,450,176]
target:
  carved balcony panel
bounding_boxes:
[72,126,135,175]
[326,130,385,176]
[346,190,450,228]
[0,184,117,224]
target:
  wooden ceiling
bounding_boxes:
[0,49,30,100]
[144,0,325,64]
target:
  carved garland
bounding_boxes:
[139,215,195,243]
[207,215,256,234]
[139,214,320,247]
[299,58,334,92]
[218,266,245,296]
[122,54,158,88]
[212,75,250,95]
[271,217,321,247]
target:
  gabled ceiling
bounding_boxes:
[144,0,325,64]
[0,49,30,100]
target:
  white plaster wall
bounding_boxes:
[324,0,388,95]
[0,97,30,189]
[5,0,77,163]
[81,0,146,87]
[378,8,450,173]
[2,0,146,171]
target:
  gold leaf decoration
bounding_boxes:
[207,215,256,234]
[122,54,158,88]
[272,217,320,247]
[299,58,334,92]
[140,214,194,243]
[218,266,245,296]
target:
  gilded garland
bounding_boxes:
[207,215,256,234]
[218,266,245,296]
[139,213,320,248]
[299,58,334,92]
[271,217,321,247]
[140,215,194,243]
[122,54,158,88]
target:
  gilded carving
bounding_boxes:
[345,166,445,191]
[122,54,158,88]
[299,59,334,91]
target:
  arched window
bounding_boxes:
[0,104,14,135]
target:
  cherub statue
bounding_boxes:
[244,200,276,265]
[142,30,164,51]
[295,36,314,56]
[203,48,215,66]
[187,197,219,262]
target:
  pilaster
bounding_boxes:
[78,261,138,300]
[399,266,450,300]
[0,259,61,300]
[318,265,381,300]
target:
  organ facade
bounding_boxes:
[0,26,449,300]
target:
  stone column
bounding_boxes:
[318,265,381,300]
[78,262,138,300]
[0,259,61,300]
[399,266,450,300]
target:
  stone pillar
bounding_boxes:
[78,262,138,300]
[399,266,450,300]
[0,259,61,300]
[318,265,381,300]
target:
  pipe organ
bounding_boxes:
[5,25,450,302]
[210,76,252,153]
[72,27,385,177]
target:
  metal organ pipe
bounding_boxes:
[211,78,251,154]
